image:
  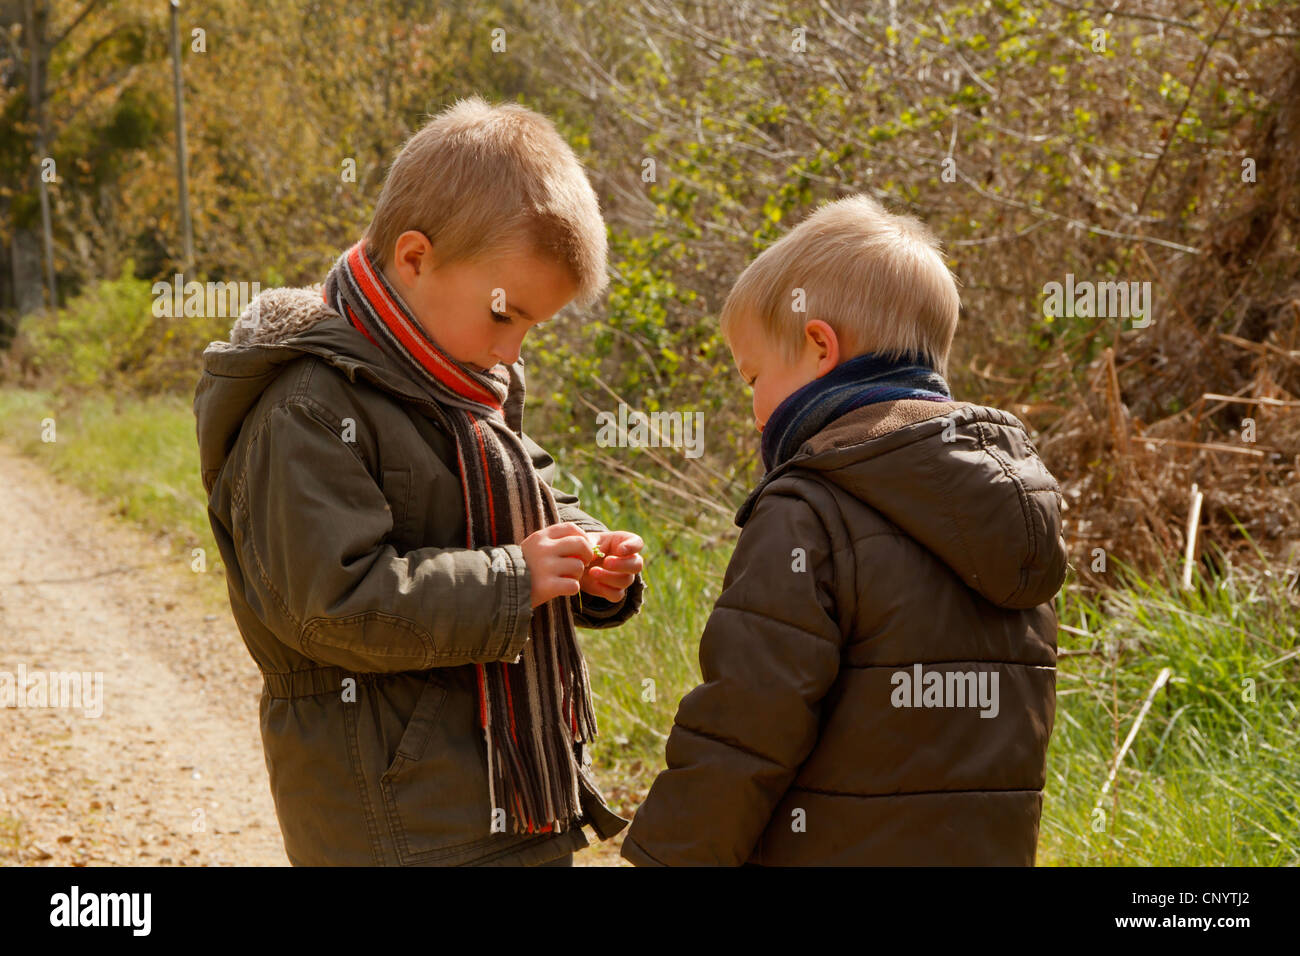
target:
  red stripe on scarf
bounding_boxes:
[471,421,498,537]
[503,665,520,747]
[455,451,475,549]
[346,243,501,411]
[344,304,380,349]
[475,664,488,728]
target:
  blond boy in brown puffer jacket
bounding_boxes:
[622,195,1068,866]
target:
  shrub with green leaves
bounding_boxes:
[13,263,232,395]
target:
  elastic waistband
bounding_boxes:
[264,665,353,698]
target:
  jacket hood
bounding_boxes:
[193,285,436,494]
[737,400,1068,610]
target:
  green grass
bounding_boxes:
[1042,561,1299,865]
[551,464,738,806]
[3,382,1297,864]
[0,387,215,556]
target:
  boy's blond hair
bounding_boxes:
[720,194,960,374]
[364,96,608,305]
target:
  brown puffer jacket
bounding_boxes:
[621,399,1068,866]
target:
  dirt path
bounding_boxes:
[0,442,627,867]
[0,442,287,866]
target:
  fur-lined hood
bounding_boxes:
[208,284,337,349]
[193,284,435,494]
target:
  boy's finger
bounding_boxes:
[557,555,588,578]
[603,532,644,555]
[599,554,642,573]
[552,535,595,559]
[580,580,626,602]
[547,521,587,540]
[591,568,635,590]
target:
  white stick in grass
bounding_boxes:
[1182,483,1203,590]
[1094,667,1173,814]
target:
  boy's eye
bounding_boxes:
[491,310,512,324]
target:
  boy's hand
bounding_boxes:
[578,530,644,603]
[521,522,593,608]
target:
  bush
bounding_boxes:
[9,262,231,395]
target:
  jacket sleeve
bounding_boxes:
[231,400,534,673]
[621,487,844,866]
[522,431,645,629]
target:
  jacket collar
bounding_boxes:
[736,399,966,527]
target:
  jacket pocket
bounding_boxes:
[380,466,413,547]
[379,672,495,863]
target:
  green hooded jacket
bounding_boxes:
[193,285,643,866]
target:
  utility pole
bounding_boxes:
[169,0,194,274]
[24,0,57,311]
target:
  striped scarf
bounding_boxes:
[321,239,595,837]
[760,350,953,472]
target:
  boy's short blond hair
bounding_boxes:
[720,194,960,375]
[364,96,608,305]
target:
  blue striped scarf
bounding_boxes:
[760,351,953,472]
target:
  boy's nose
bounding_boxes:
[494,334,526,367]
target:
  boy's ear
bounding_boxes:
[391,230,438,282]
[805,319,840,374]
